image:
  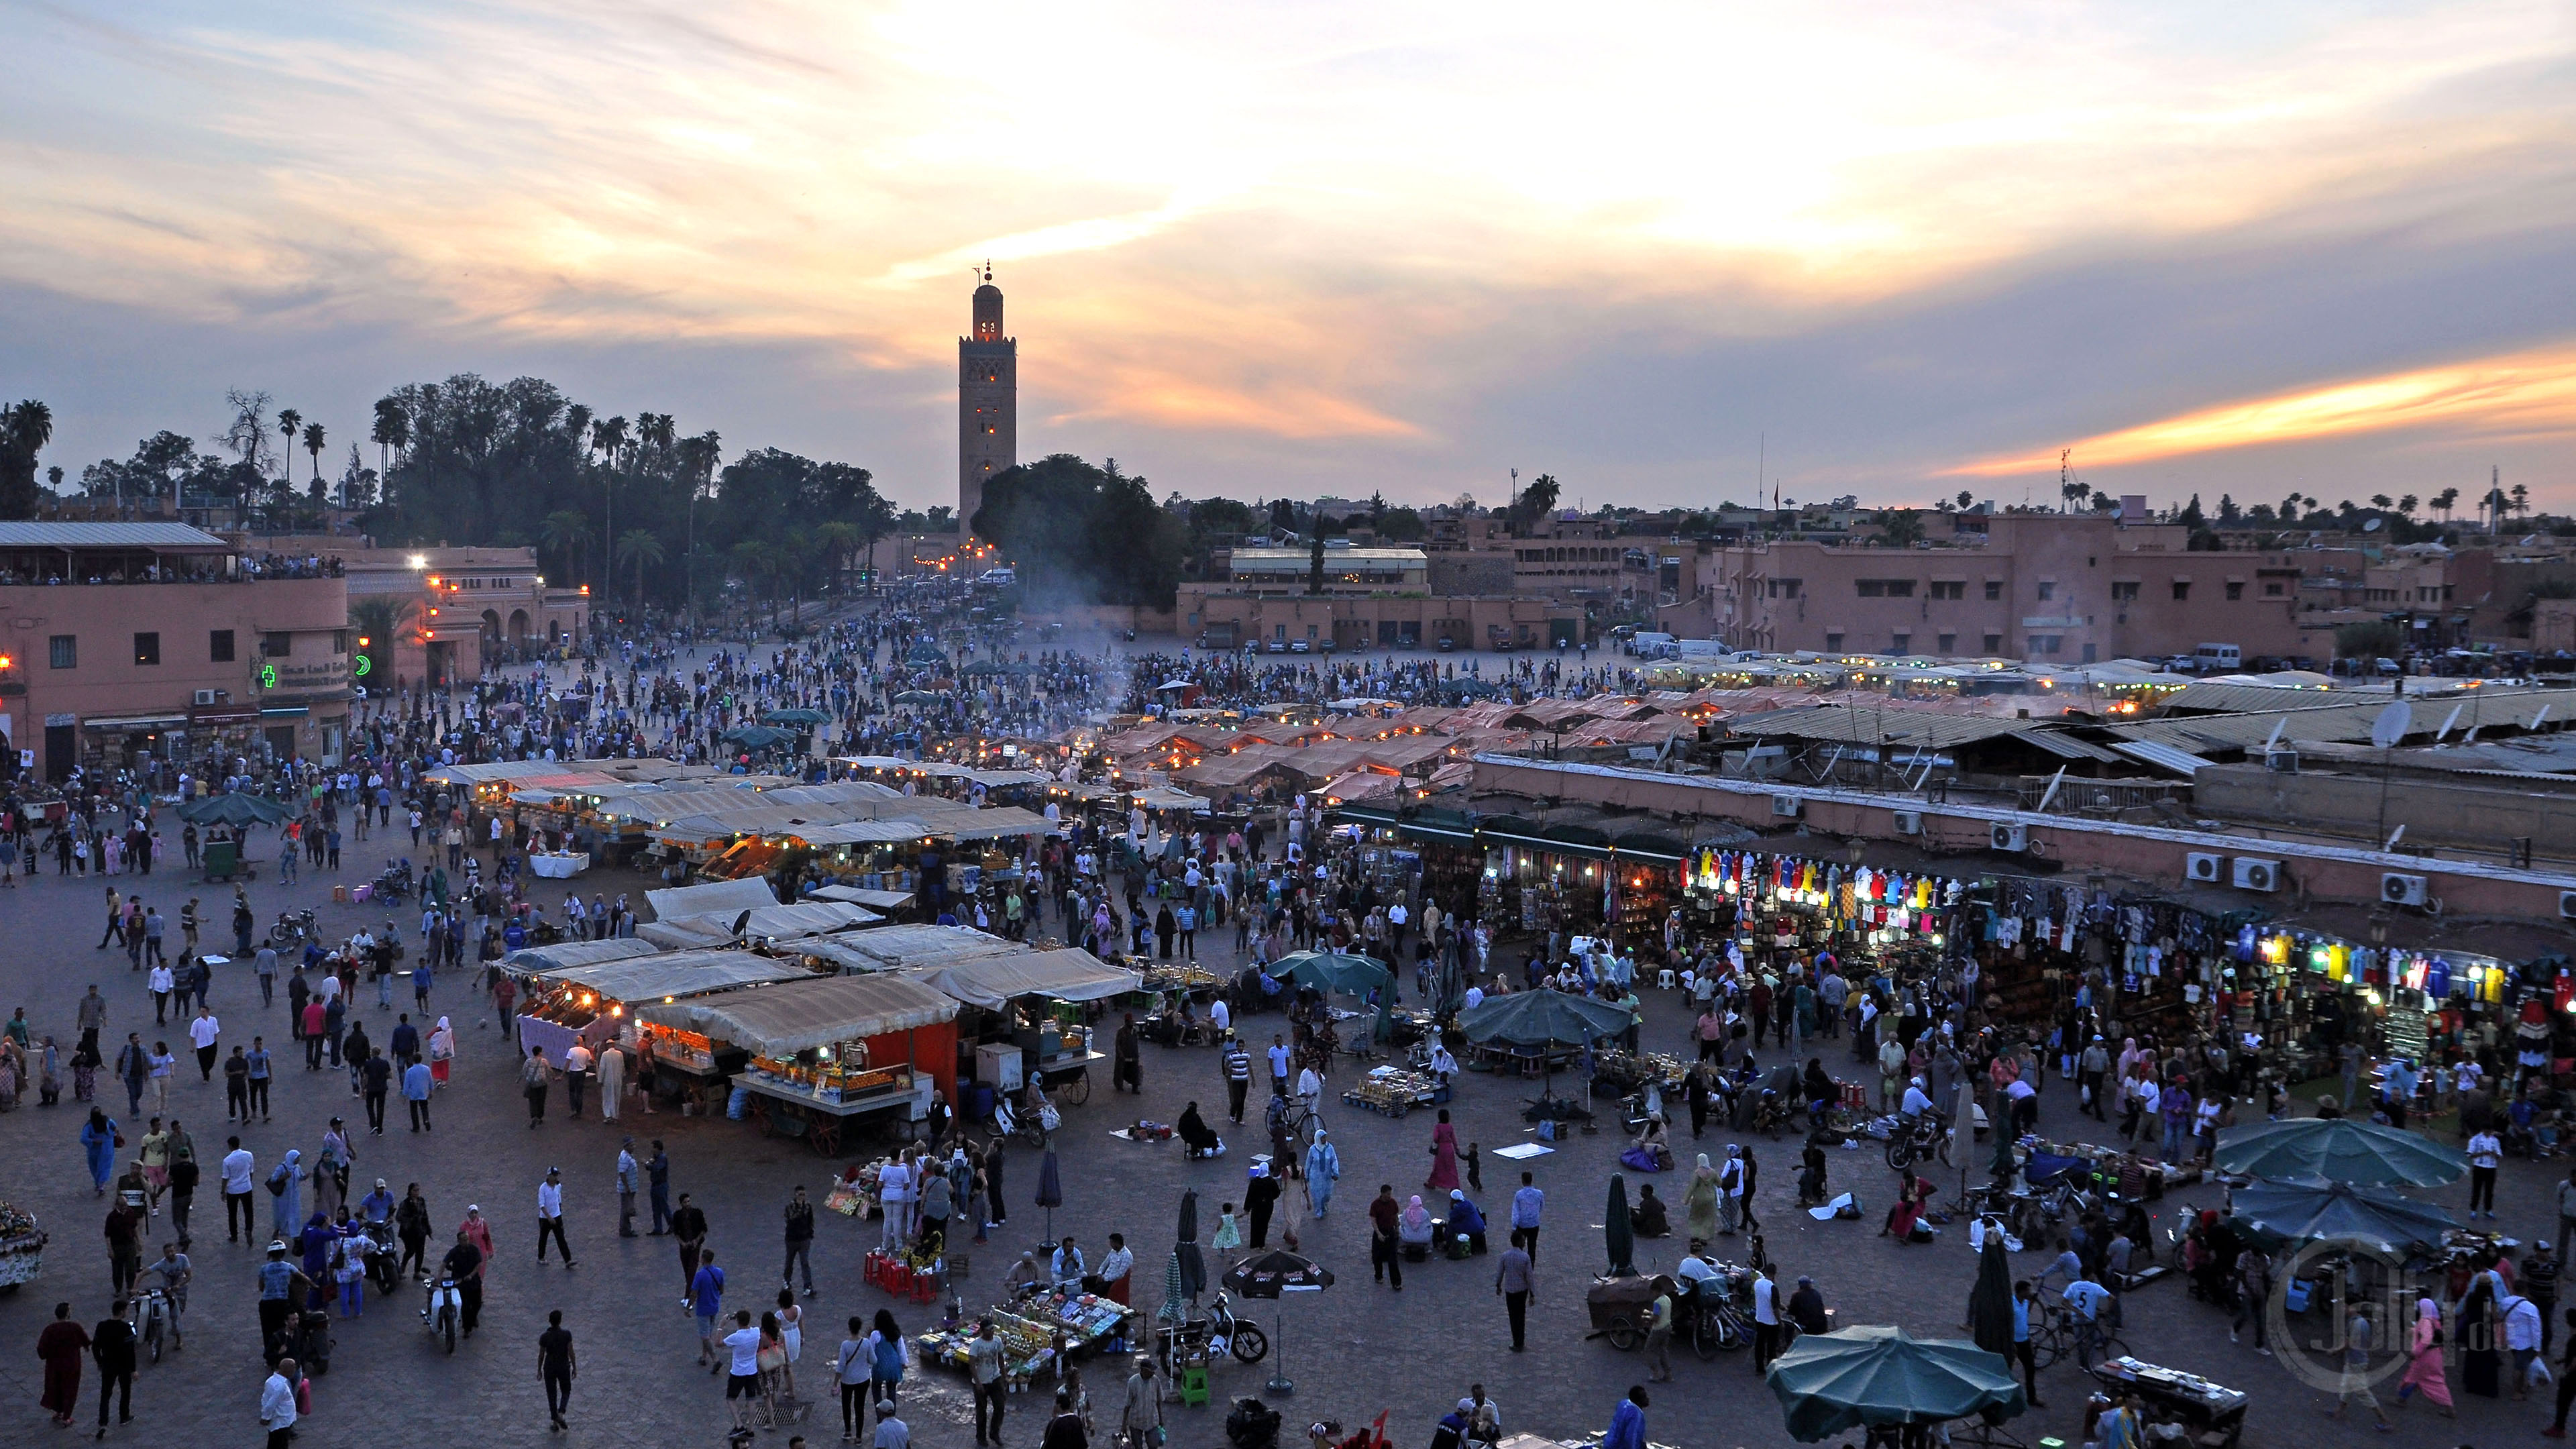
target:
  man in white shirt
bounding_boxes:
[1751,1269,1782,1369]
[1464,984,1485,1012]
[564,1042,594,1120]
[721,1309,764,1430]
[1675,1246,1722,1302]
[189,1008,223,1081]
[1096,1234,1134,1300]
[2505,1290,2543,1397]
[2468,1127,2504,1220]
[537,1167,576,1268]
[221,1137,257,1244]
[1208,996,1231,1037]
[877,1157,912,1250]
[260,1359,299,1445]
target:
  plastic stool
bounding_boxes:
[1177,1364,1211,1407]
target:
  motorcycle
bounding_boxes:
[127,1286,172,1363]
[366,1220,402,1296]
[1883,1114,1954,1173]
[423,1276,463,1353]
[268,909,319,948]
[1161,1286,1268,1369]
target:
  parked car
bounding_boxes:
[1289,639,1310,653]
[1436,637,1455,652]
[1267,639,1287,654]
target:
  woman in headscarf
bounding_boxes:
[1177,1100,1222,1159]
[1398,1194,1435,1250]
[1684,1153,1721,1243]
[269,1148,305,1240]
[1423,1107,1461,1193]
[1604,1174,1635,1277]
[38,1034,62,1106]
[78,1106,118,1193]
[2397,1295,2455,1415]
[427,1016,456,1086]
[2459,1270,2501,1397]
[1305,1127,1341,1217]
[71,1035,97,1103]
[1444,1189,1488,1254]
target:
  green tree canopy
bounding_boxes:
[971,453,1189,608]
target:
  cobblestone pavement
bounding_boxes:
[0,845,2554,1448]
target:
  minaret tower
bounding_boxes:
[958,264,1016,530]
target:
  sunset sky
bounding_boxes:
[3,0,2572,514]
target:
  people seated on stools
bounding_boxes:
[1397,1195,1436,1258]
[1050,1235,1086,1288]
[1441,1189,1488,1254]
[1005,1250,1045,1295]
[1882,1171,1936,1243]
[1676,1242,1724,1301]
[1620,1114,1673,1173]
[1631,1183,1672,1238]
[1177,1101,1225,1159]
[1426,1040,1458,1083]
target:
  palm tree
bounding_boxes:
[2433,487,2459,523]
[731,539,773,627]
[370,397,409,484]
[539,509,590,585]
[614,528,665,606]
[301,422,326,486]
[276,409,301,489]
[814,521,860,594]
[347,597,418,689]
[2398,494,2418,519]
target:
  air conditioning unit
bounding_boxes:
[1770,795,1802,819]
[2381,873,2429,907]
[2184,852,2221,883]
[2231,857,2280,892]
[192,689,221,706]
[1990,823,2028,853]
[2561,890,2576,920]
[1891,810,1923,836]
[2263,749,2300,774]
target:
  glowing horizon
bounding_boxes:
[2,1,2571,508]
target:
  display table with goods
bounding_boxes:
[1340,1065,1446,1118]
[0,1199,46,1291]
[738,1051,928,1155]
[2085,1356,2247,1449]
[640,971,960,1152]
[515,948,806,1075]
[528,851,590,879]
[916,1289,1134,1390]
[1590,1049,1690,1095]
[1139,963,1221,996]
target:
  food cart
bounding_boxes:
[2087,1356,2248,1449]
[923,949,1140,1116]
[0,1198,45,1293]
[639,973,960,1155]
[515,949,810,1077]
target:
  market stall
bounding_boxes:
[641,972,960,1154]
[637,900,883,951]
[915,1287,1133,1391]
[0,1198,45,1291]
[924,949,1140,1112]
[515,950,810,1067]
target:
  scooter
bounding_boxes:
[127,1286,172,1363]
[268,909,318,948]
[423,1276,463,1353]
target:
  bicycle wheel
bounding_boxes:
[2098,1334,2131,1362]
[1690,1313,1721,1360]
[2029,1331,2061,1371]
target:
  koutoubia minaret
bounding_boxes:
[957,265,1016,529]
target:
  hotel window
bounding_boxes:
[209,630,235,663]
[1927,581,1964,600]
[2035,582,2055,602]
[2030,635,2062,655]
[1855,579,1915,598]
[2171,582,2191,601]
[1890,632,1911,653]
[2225,582,2244,600]
[133,633,160,667]
[1984,581,2002,600]
[48,635,75,669]
[333,631,350,655]
[1824,632,1845,651]
[262,633,292,657]
[1937,633,1957,654]
[2109,582,2139,602]
[1982,633,2003,654]
[2263,582,2284,597]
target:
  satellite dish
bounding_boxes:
[2362,517,2383,533]
[2370,701,2413,750]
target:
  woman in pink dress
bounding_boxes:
[2397,1295,2455,1415]
[1424,1108,1460,1193]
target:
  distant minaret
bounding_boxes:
[959,265,1016,531]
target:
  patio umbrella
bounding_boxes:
[1764,1325,2028,1442]
[891,690,947,706]
[2213,1118,2468,1187]
[1968,1237,2015,1357]
[1458,989,1632,1106]
[761,707,831,726]
[176,793,291,826]
[1035,1147,1063,1244]
[2228,1177,2462,1255]
[1222,1249,1333,1396]
[720,724,797,751]
[1272,950,1391,998]
[1175,1187,1206,1301]
[1605,1173,1635,1277]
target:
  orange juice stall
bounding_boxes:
[639,973,961,1155]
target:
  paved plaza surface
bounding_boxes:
[0,795,2557,1448]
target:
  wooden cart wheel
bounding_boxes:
[1606,1322,1642,1352]
[1058,1069,1091,1106]
[809,1115,843,1157]
[754,1101,780,1138]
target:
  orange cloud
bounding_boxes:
[1944,344,2576,476]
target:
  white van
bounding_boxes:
[2193,643,2241,673]
[1627,631,1676,659]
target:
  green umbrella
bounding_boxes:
[1271,950,1391,998]
[760,707,831,726]
[176,793,291,826]
[2228,1176,2461,1254]
[890,690,947,706]
[720,724,797,751]
[1456,989,1631,1047]
[1764,1326,2028,1442]
[2213,1117,2468,1187]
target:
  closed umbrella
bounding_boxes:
[1764,1325,2028,1442]
[1605,1173,1635,1277]
[1175,1188,1206,1301]
[1968,1237,2015,1357]
[1222,1249,1333,1396]
[1036,1147,1064,1244]
[2213,1118,2468,1187]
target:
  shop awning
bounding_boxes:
[639,972,957,1057]
[536,951,809,1002]
[645,877,781,918]
[941,808,1054,841]
[810,923,1024,972]
[806,884,915,910]
[799,820,938,847]
[504,938,664,975]
[923,949,1142,1009]
[85,713,190,730]
[637,901,882,949]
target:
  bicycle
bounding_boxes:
[2027,1305,2128,1371]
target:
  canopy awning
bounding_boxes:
[923,949,1142,1009]
[637,901,882,949]
[806,885,916,910]
[644,877,782,918]
[638,972,957,1057]
[535,951,810,1003]
[504,938,665,975]
[798,820,938,847]
[940,807,1055,840]
[805,923,1026,972]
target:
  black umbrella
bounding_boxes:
[1222,1249,1333,1395]
[1175,1188,1206,1301]
[1036,1147,1063,1244]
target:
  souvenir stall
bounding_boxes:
[0,1197,45,1291]
[515,949,810,1069]
[915,1287,1134,1392]
[922,949,1142,1118]
[639,972,959,1155]
[1692,849,1961,996]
